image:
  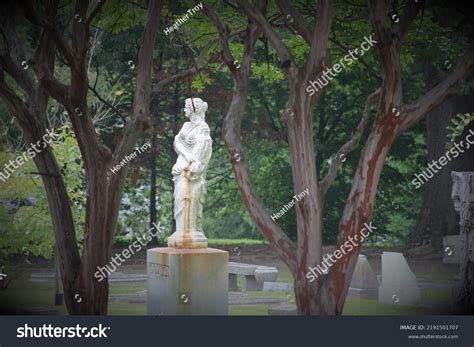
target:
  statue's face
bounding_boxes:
[184,98,206,119]
[184,100,193,118]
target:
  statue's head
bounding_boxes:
[184,98,208,118]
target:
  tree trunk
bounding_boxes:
[33,134,83,313]
[0,77,82,314]
[149,126,158,245]
[285,82,325,315]
[411,64,474,249]
[210,0,474,316]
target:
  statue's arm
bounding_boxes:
[189,126,212,176]
[174,133,194,163]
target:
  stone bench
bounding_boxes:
[228,262,278,291]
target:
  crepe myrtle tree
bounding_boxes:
[202,0,474,315]
[0,0,215,314]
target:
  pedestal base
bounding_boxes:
[147,247,228,315]
[168,230,208,249]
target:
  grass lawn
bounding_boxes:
[415,272,456,282]
[0,271,448,316]
[207,238,267,246]
[343,299,433,315]
[108,303,146,315]
[229,304,273,315]
[0,279,68,314]
[110,283,146,295]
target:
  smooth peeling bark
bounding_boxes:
[322,0,405,316]
[80,160,111,314]
[0,84,82,314]
[328,46,474,315]
[230,0,333,315]
[32,147,82,314]
[80,0,165,315]
[218,0,473,316]
[222,90,297,273]
[330,108,401,314]
[9,118,82,315]
[285,88,324,315]
[201,0,298,274]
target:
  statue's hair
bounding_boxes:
[186,98,208,114]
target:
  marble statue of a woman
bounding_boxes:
[168,98,212,249]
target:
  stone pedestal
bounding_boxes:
[147,247,228,315]
[451,172,474,313]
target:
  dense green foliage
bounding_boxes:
[1,0,473,265]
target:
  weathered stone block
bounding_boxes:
[147,247,228,315]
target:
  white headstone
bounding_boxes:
[348,254,378,299]
[378,251,420,305]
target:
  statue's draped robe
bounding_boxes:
[172,121,212,234]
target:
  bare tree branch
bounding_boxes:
[105,0,165,252]
[368,0,401,87]
[329,37,381,81]
[88,84,126,120]
[236,0,294,73]
[398,0,422,45]
[319,89,380,197]
[400,45,474,133]
[0,55,34,94]
[152,38,218,95]
[200,0,237,72]
[202,0,298,272]
[276,0,312,44]
[303,0,332,82]
[18,0,76,68]
[87,0,107,25]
